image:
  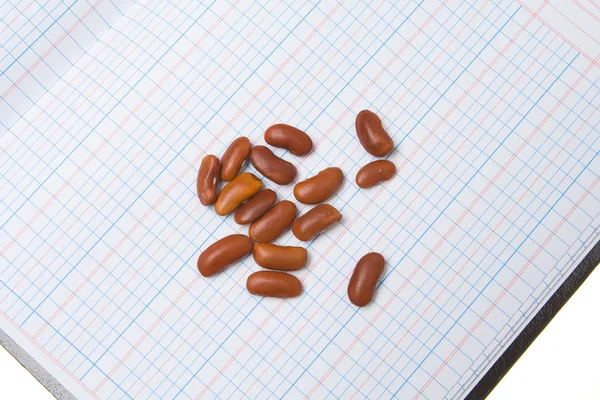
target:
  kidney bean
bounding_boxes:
[197,234,253,277]
[265,124,313,156]
[253,243,307,271]
[355,160,396,188]
[214,173,262,216]
[294,167,343,204]
[249,200,297,243]
[355,110,394,157]
[246,271,302,298]
[292,204,341,241]
[197,155,220,206]
[250,145,297,185]
[234,189,277,225]
[347,252,385,306]
[221,137,251,181]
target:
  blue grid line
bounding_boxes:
[0,18,237,396]
[358,27,571,261]
[373,43,579,256]
[255,2,524,396]
[278,14,574,396]
[358,77,600,399]
[370,14,600,173]
[225,3,572,288]
[363,41,576,259]
[0,0,300,211]
[131,3,436,396]
[0,38,89,121]
[0,203,212,389]
[4,0,296,368]
[38,1,330,388]
[399,120,600,399]
[0,280,133,398]
[126,2,442,396]
[141,1,536,396]
[0,0,165,145]
[2,0,216,270]
[0,1,75,71]
[356,56,584,396]
[62,0,324,390]
[386,52,579,394]
[0,0,56,57]
[438,114,600,388]
[0,1,134,140]
[0,0,183,179]
[2,0,510,344]
[304,0,520,180]
[99,2,404,394]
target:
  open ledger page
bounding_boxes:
[1,1,599,399]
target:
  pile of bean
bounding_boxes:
[197,110,396,307]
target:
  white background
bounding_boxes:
[1,265,598,399]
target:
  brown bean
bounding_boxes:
[197,155,220,206]
[197,234,253,277]
[294,167,343,204]
[234,189,277,225]
[214,173,262,216]
[265,124,313,156]
[220,137,251,181]
[348,252,385,306]
[356,160,396,188]
[250,146,297,185]
[355,110,394,157]
[253,243,307,271]
[249,200,297,243]
[246,271,302,298]
[292,204,341,241]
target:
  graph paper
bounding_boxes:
[1,0,599,399]
[0,0,132,137]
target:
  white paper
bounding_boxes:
[1,1,599,399]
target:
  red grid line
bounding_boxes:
[515,0,599,66]
[306,2,557,396]
[355,45,600,400]
[0,0,106,99]
[414,54,600,398]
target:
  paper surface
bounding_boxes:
[1,0,599,399]
[0,0,132,136]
